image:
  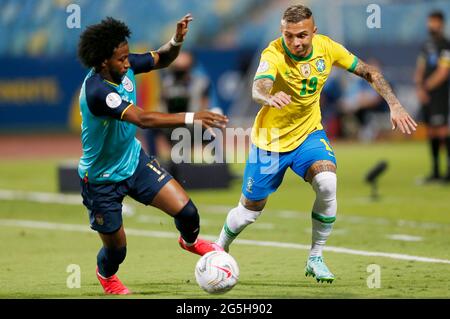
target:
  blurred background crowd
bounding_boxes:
[0,0,449,147]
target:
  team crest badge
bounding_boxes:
[95,214,104,226]
[316,59,326,73]
[122,76,134,92]
[300,64,311,77]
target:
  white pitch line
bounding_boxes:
[0,189,137,215]
[2,189,449,231]
[386,234,423,242]
[0,218,449,265]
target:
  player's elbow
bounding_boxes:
[155,53,172,69]
[365,65,381,84]
[129,112,153,129]
[251,84,261,104]
[251,92,258,104]
[437,67,450,82]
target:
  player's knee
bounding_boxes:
[240,195,267,211]
[174,199,199,224]
[229,202,262,227]
[103,246,127,265]
[174,199,200,243]
[312,172,337,200]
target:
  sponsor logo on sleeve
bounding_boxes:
[256,60,270,73]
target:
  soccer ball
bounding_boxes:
[195,251,239,294]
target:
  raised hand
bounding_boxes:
[174,13,193,43]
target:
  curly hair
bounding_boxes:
[78,17,131,69]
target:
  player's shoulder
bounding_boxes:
[314,34,339,48]
[85,73,117,101]
[262,37,284,57]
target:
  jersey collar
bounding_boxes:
[281,37,314,62]
[103,79,120,87]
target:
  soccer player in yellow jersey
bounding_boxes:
[216,4,417,283]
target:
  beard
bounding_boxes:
[429,29,442,40]
[110,69,125,84]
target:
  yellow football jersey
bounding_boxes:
[252,34,358,152]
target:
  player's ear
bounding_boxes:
[279,19,285,34]
[313,26,317,34]
[101,59,108,69]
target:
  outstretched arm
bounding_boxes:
[122,104,228,133]
[152,14,193,69]
[352,59,417,134]
[252,78,291,109]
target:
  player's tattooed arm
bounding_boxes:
[152,14,193,69]
[252,78,291,109]
[353,59,417,134]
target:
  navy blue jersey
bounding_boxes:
[418,37,450,102]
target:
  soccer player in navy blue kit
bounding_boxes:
[415,11,450,182]
[77,14,227,294]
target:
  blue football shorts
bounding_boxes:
[242,129,336,201]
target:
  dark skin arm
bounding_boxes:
[151,14,193,70]
[424,63,450,91]
[122,104,228,132]
[414,56,430,105]
[352,59,417,134]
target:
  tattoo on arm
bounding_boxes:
[252,78,274,105]
[353,59,399,107]
[155,42,181,69]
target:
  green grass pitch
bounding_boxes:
[0,141,449,298]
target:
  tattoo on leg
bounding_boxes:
[240,194,267,211]
[305,160,336,183]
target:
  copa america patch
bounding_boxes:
[122,76,134,92]
[256,60,270,73]
[105,92,122,109]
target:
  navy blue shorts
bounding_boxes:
[80,149,172,234]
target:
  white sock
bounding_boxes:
[309,172,337,257]
[216,203,261,251]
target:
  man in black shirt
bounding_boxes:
[415,11,450,182]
